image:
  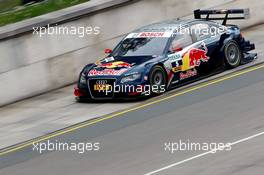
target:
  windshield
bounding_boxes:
[111,37,169,57]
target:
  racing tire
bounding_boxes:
[75,96,87,103]
[149,65,167,95]
[224,40,242,69]
[75,96,93,103]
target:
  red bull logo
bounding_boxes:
[180,69,197,80]
[188,48,209,67]
[181,44,209,71]
[98,61,132,69]
[88,69,127,76]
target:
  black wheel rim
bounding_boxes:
[227,43,239,66]
[152,71,163,85]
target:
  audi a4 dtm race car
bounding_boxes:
[74,9,257,101]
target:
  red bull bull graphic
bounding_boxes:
[182,43,209,71]
[189,48,209,67]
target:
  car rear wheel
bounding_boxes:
[149,65,167,95]
[224,40,242,69]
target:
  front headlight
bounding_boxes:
[121,73,141,83]
[79,73,86,84]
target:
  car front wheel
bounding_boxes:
[149,65,167,95]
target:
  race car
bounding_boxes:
[74,9,257,101]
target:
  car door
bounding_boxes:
[166,31,194,84]
[165,22,223,86]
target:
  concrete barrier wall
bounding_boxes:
[0,0,263,106]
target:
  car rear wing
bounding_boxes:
[194,9,250,25]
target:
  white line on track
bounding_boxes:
[144,131,264,175]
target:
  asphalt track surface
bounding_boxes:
[1,61,264,174]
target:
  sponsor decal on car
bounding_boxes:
[180,69,197,80]
[97,61,132,69]
[189,48,209,67]
[168,53,182,73]
[168,42,209,74]
[139,32,165,37]
[182,42,209,71]
[88,69,127,76]
[125,31,172,38]
[166,42,209,84]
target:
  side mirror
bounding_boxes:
[173,47,183,52]
[104,48,112,54]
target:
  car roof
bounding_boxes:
[132,19,218,33]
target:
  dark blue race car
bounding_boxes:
[74,9,257,101]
